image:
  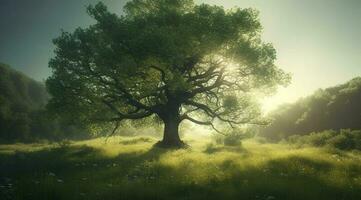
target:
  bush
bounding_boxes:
[286,129,361,150]
[223,133,243,146]
[326,129,361,150]
[212,129,255,146]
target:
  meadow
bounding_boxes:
[1,134,361,200]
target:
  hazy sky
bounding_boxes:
[0,0,360,111]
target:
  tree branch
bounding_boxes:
[102,99,153,121]
[149,65,166,83]
[189,68,225,96]
[181,114,225,135]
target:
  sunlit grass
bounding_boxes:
[1,135,361,200]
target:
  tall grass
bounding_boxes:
[1,135,361,200]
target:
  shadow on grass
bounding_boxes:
[0,144,361,200]
[0,144,176,199]
[0,144,170,178]
[118,137,153,145]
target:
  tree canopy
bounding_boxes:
[47,0,289,147]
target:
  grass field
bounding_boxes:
[1,135,361,200]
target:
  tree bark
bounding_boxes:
[162,116,182,146]
[156,102,185,148]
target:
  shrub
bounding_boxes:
[212,129,255,146]
[223,133,243,146]
[286,129,361,151]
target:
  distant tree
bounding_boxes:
[46,0,289,147]
[0,63,47,141]
[0,63,88,143]
[260,77,361,141]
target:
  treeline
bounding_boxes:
[0,63,88,143]
[260,77,361,141]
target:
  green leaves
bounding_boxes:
[261,77,361,141]
[47,0,290,132]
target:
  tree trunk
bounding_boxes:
[161,116,182,147]
[156,102,185,148]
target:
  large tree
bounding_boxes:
[47,0,289,147]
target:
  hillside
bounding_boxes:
[0,63,48,109]
[260,77,361,140]
[0,63,87,142]
[0,63,49,141]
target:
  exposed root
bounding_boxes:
[153,140,189,149]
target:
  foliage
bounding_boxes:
[286,129,361,151]
[0,63,88,143]
[0,63,46,141]
[1,136,361,200]
[47,0,290,144]
[212,128,255,146]
[223,133,244,146]
[260,77,361,141]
